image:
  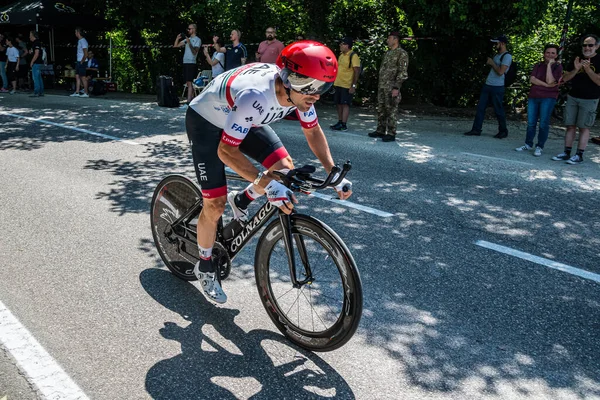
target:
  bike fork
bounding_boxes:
[279,212,313,287]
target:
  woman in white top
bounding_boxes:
[203,36,225,77]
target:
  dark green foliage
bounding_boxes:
[42,0,598,106]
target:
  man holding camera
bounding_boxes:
[174,23,201,104]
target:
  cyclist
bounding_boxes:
[185,40,353,304]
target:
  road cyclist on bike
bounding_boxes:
[185,40,353,304]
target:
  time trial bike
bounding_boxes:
[150,162,363,351]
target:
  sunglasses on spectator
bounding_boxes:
[266,31,275,34]
[582,44,596,47]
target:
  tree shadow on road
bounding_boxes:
[89,133,600,398]
[140,268,354,399]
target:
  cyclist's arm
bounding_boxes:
[301,124,335,173]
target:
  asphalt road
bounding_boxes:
[1,93,599,400]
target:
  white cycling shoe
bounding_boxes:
[194,261,227,304]
[227,191,248,222]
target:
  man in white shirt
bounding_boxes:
[174,23,201,104]
[71,27,90,98]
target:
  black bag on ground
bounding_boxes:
[157,75,180,107]
[91,80,106,96]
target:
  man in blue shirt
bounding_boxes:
[215,29,247,71]
[465,35,512,138]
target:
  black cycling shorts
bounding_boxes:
[185,107,289,198]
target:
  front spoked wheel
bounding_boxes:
[255,215,363,352]
[150,175,202,281]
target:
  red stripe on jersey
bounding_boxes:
[201,186,227,199]
[221,131,243,146]
[299,118,319,129]
[262,147,289,169]
[225,64,255,107]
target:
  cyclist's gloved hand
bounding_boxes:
[332,173,353,200]
[265,180,297,214]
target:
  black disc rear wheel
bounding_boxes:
[150,175,203,281]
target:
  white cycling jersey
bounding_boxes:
[188,63,319,146]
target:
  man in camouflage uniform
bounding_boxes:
[369,31,409,142]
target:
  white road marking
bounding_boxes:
[461,152,533,166]
[0,300,90,400]
[0,112,140,145]
[476,240,600,284]
[307,192,395,217]
[225,167,394,217]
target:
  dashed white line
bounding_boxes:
[0,300,90,399]
[476,240,600,284]
[307,192,394,217]
[225,167,394,217]
[0,112,139,145]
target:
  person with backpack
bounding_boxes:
[28,30,44,97]
[515,44,562,157]
[464,35,513,139]
[330,37,361,132]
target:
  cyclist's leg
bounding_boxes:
[234,125,293,209]
[185,107,227,272]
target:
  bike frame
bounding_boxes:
[167,175,313,287]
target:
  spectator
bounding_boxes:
[15,35,29,90]
[464,35,512,138]
[86,50,99,75]
[0,33,9,92]
[368,31,409,142]
[551,34,600,164]
[330,37,361,131]
[174,23,201,104]
[515,44,562,156]
[28,31,44,97]
[5,36,19,94]
[70,27,89,98]
[256,27,284,63]
[203,36,225,77]
[216,29,247,71]
[84,50,100,91]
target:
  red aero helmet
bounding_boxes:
[276,40,338,95]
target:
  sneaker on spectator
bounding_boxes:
[0,88,9,93]
[340,125,348,131]
[70,92,80,97]
[227,191,248,222]
[9,90,15,95]
[551,152,570,161]
[330,122,342,130]
[515,144,532,151]
[533,147,542,157]
[79,93,89,98]
[566,154,583,165]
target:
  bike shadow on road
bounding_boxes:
[139,268,354,400]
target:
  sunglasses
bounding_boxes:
[266,31,275,34]
[582,44,596,48]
